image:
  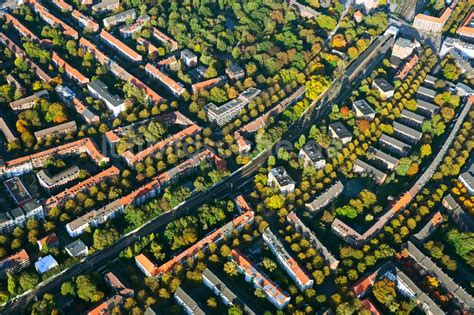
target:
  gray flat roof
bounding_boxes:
[373,78,394,92]
[88,80,124,108]
[329,121,352,139]
[174,287,205,315]
[301,141,325,163]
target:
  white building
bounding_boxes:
[35,255,58,274]
[268,167,295,194]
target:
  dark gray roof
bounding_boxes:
[306,181,344,212]
[401,109,425,125]
[103,8,136,25]
[226,63,244,75]
[88,80,124,108]
[301,141,325,163]
[393,122,422,141]
[329,121,352,139]
[442,194,474,231]
[270,167,294,187]
[379,134,411,152]
[353,159,387,183]
[459,161,473,190]
[368,146,399,167]
[373,78,394,92]
[353,100,375,116]
[174,287,205,315]
[416,99,439,115]
[65,239,88,257]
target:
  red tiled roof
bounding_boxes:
[145,63,185,96]
[30,0,78,39]
[37,233,59,249]
[100,30,142,62]
[52,52,89,85]
[457,10,474,37]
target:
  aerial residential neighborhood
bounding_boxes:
[0,0,472,314]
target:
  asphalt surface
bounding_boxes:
[0,28,396,315]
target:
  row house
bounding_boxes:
[55,85,99,124]
[393,121,422,144]
[119,15,150,38]
[174,287,205,315]
[152,27,178,51]
[0,117,18,143]
[136,203,254,277]
[400,109,425,128]
[413,6,453,33]
[0,138,108,178]
[205,87,261,126]
[88,79,125,117]
[268,166,295,194]
[262,227,314,291]
[379,134,411,157]
[416,99,439,118]
[145,63,186,97]
[29,0,78,39]
[191,76,227,93]
[0,33,53,83]
[91,0,119,13]
[44,166,119,211]
[353,158,388,184]
[395,54,419,80]
[305,180,344,213]
[458,161,473,195]
[416,86,437,103]
[368,146,399,171]
[9,90,49,112]
[405,241,474,312]
[71,10,99,33]
[37,165,80,191]
[4,13,46,45]
[287,212,339,270]
[100,30,142,63]
[34,120,77,141]
[231,249,291,310]
[0,249,30,277]
[50,0,72,12]
[202,268,256,315]
[103,8,136,28]
[121,124,201,167]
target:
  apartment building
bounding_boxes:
[205,87,261,126]
[0,249,30,277]
[379,134,411,156]
[9,90,49,111]
[29,0,78,39]
[55,85,99,124]
[37,165,80,190]
[0,117,18,143]
[88,79,125,117]
[50,0,72,11]
[0,138,108,178]
[416,86,437,102]
[442,194,474,231]
[413,6,453,33]
[305,180,344,213]
[263,228,314,291]
[0,33,53,83]
[137,37,159,56]
[180,49,198,67]
[405,241,474,312]
[119,14,150,38]
[6,74,24,95]
[92,0,119,13]
[395,54,419,80]
[145,63,186,97]
[299,141,326,169]
[202,268,255,315]
[353,158,388,184]
[354,0,379,13]
[458,162,473,195]
[4,13,43,44]
[231,249,291,309]
[226,63,245,80]
[287,212,339,270]
[65,239,88,257]
[34,121,77,141]
[392,37,419,60]
[411,212,442,245]
[372,78,394,99]
[353,99,376,120]
[136,205,254,277]
[416,99,439,117]
[103,9,136,28]
[87,295,123,315]
[100,30,142,63]
[4,176,32,205]
[174,287,205,315]
[400,109,425,128]
[368,147,399,171]
[0,200,44,233]
[456,10,474,41]
[393,121,422,144]
[192,76,227,93]
[268,166,295,194]
[152,27,178,51]
[71,10,99,33]
[329,121,352,144]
